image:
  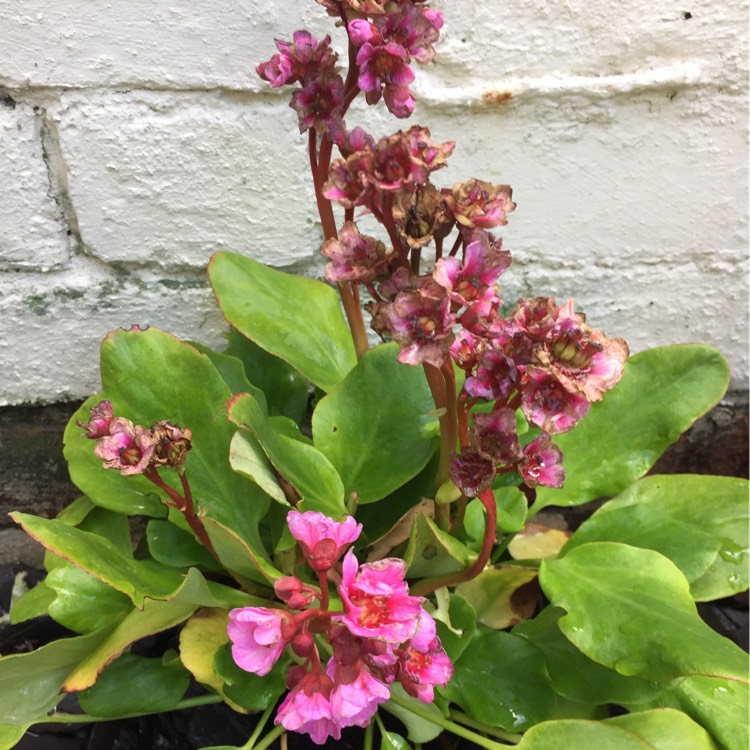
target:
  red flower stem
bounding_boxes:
[452,391,472,530]
[381,193,409,265]
[144,467,222,568]
[316,571,330,611]
[411,487,497,597]
[423,362,451,531]
[448,232,463,257]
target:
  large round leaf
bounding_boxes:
[564,475,749,600]
[312,344,438,504]
[440,630,557,731]
[533,345,729,511]
[540,542,748,682]
[208,252,356,392]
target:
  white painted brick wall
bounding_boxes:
[1,0,747,405]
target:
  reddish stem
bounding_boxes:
[411,487,496,596]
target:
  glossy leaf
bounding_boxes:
[403,513,475,578]
[440,630,557,731]
[228,391,346,516]
[9,581,55,624]
[564,475,749,600]
[380,729,411,750]
[46,565,132,633]
[179,609,246,712]
[514,719,656,749]
[514,606,666,705]
[431,592,477,663]
[11,512,184,607]
[606,708,720,750]
[146,520,222,571]
[495,487,529,533]
[383,685,442,743]
[0,724,29,750]
[312,344,438,505]
[455,566,539,629]
[208,252,356,391]
[540,543,749,682]
[189,341,268,410]
[0,629,112,724]
[635,674,748,750]
[214,646,288,712]
[508,524,570,561]
[533,345,729,511]
[224,329,308,423]
[229,431,288,506]
[79,653,190,717]
[62,568,241,692]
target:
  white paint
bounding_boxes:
[0,0,747,404]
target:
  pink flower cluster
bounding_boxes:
[228,511,453,744]
[256,0,442,135]
[77,400,192,475]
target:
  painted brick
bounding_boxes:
[0,99,70,270]
[56,91,320,269]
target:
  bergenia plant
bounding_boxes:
[2,2,747,750]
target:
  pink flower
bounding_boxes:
[357,41,416,117]
[397,610,453,703]
[150,420,192,469]
[321,222,388,284]
[275,672,341,745]
[370,283,455,368]
[338,550,422,643]
[472,409,522,465]
[507,297,562,341]
[93,418,156,475]
[450,329,487,371]
[77,400,114,439]
[287,510,362,572]
[228,607,292,676]
[327,660,390,728]
[375,4,442,64]
[445,179,516,229]
[519,367,590,434]
[464,349,518,401]
[518,435,565,488]
[324,151,376,208]
[290,74,344,136]
[449,448,496,498]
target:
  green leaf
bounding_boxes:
[514,719,656,749]
[431,593,477,663]
[214,646,287,711]
[403,513,475,578]
[146,520,222,571]
[606,708,720,750]
[380,728,411,750]
[539,542,749,682]
[496,487,529,533]
[79,653,190,717]
[9,581,56,624]
[189,341,268,410]
[224,329,309,423]
[514,606,667,705]
[312,344,437,504]
[634,675,748,750]
[564,475,749,600]
[62,568,240,693]
[0,628,112,724]
[383,685,443,743]
[0,724,30,750]
[228,391,346,516]
[209,252,356,391]
[46,565,132,633]
[229,431,288,506]
[440,630,557,731]
[533,345,729,511]
[455,566,539,629]
[11,512,184,607]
